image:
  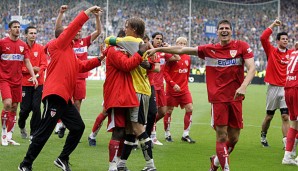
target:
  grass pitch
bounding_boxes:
[0,80,297,171]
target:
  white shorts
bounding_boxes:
[266,84,287,110]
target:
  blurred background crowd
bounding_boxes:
[0,0,297,76]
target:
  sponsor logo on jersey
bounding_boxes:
[205,57,243,67]
[19,46,24,52]
[80,40,83,45]
[178,68,188,73]
[6,47,10,50]
[34,52,38,57]
[1,54,24,61]
[230,50,237,58]
[73,46,88,54]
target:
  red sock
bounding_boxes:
[1,110,8,128]
[285,128,298,152]
[226,141,236,154]
[92,113,107,133]
[7,112,16,132]
[109,140,120,162]
[216,141,229,170]
[184,112,192,130]
[163,112,171,131]
[117,139,124,158]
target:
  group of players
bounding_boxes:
[0,4,298,171]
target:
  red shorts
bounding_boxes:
[107,108,127,132]
[285,88,298,121]
[155,89,166,107]
[73,79,86,100]
[211,101,243,129]
[0,81,22,102]
[166,92,193,109]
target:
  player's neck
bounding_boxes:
[219,40,231,46]
[9,35,19,41]
[27,40,35,47]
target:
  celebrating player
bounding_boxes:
[147,19,256,171]
[259,19,294,148]
[54,4,102,138]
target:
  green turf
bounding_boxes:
[0,80,297,171]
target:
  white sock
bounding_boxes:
[182,130,189,137]
[151,131,156,139]
[284,151,292,159]
[145,159,155,168]
[165,131,171,137]
[214,156,220,166]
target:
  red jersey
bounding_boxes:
[285,51,298,88]
[260,28,294,86]
[73,36,92,79]
[147,56,160,85]
[21,42,47,86]
[0,37,30,86]
[197,40,254,103]
[153,52,172,90]
[43,11,101,103]
[103,46,143,110]
[164,54,191,96]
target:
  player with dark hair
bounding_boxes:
[0,20,38,146]
[260,19,294,148]
[150,32,180,143]
[18,6,103,171]
[163,37,195,143]
[54,5,102,138]
[18,26,47,139]
[147,19,256,171]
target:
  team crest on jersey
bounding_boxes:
[34,52,38,57]
[185,60,189,66]
[80,40,83,45]
[230,50,237,58]
[19,46,24,52]
[50,108,57,117]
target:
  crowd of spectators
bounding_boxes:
[0,0,297,74]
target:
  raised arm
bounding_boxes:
[90,10,102,42]
[55,5,68,30]
[147,46,198,56]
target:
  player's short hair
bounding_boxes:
[176,37,187,43]
[152,32,163,39]
[117,28,126,37]
[8,20,20,28]
[126,17,145,38]
[25,26,37,34]
[216,19,232,30]
[276,32,288,40]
